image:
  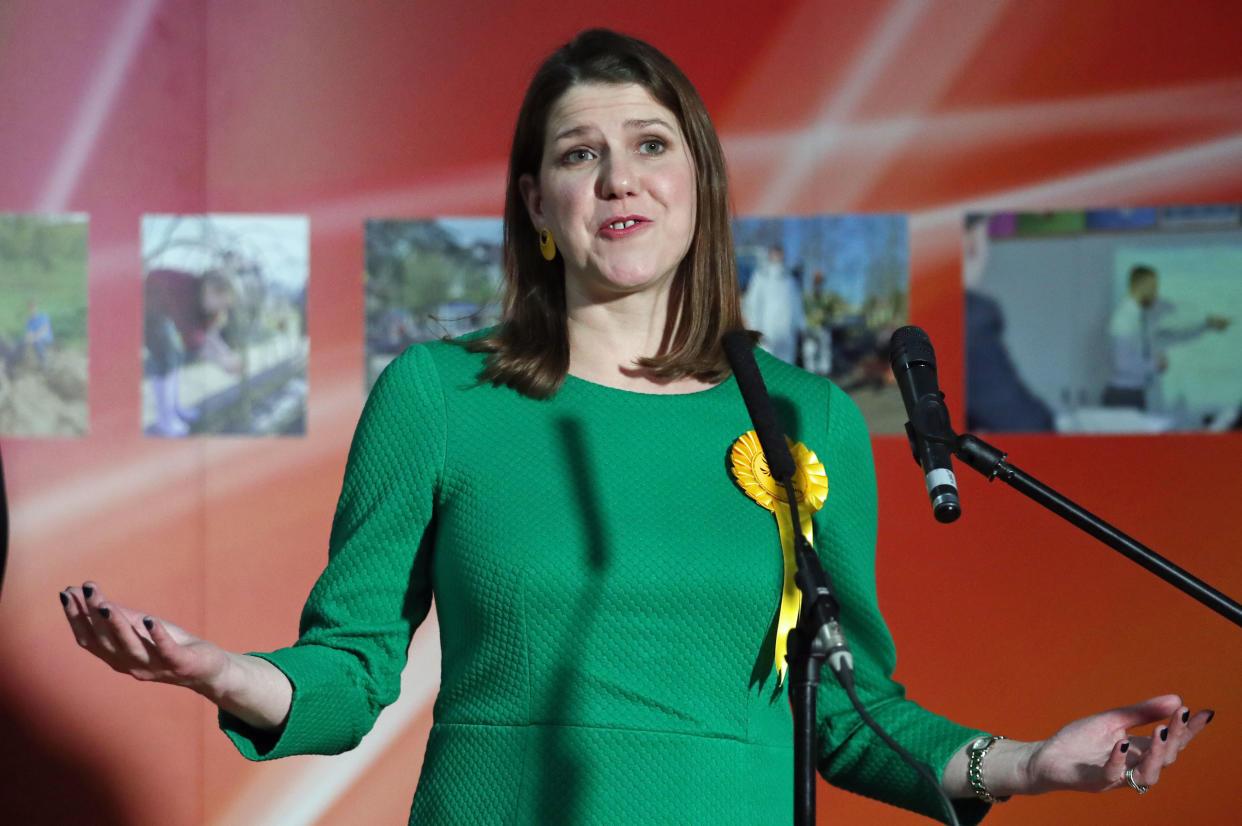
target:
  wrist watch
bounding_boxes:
[966,734,1011,804]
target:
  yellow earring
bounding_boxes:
[539,228,556,261]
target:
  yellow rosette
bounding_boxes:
[729,430,828,684]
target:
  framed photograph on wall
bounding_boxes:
[963,206,1241,435]
[0,212,89,438]
[141,214,309,437]
[734,213,909,434]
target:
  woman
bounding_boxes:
[62,29,1209,824]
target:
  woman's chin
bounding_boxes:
[574,264,676,299]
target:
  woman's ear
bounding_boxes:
[519,173,543,226]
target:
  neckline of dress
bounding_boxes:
[561,370,736,400]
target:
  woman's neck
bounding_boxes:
[564,286,714,394]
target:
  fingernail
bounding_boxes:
[143,617,154,631]
[58,591,69,606]
[1206,710,1216,725]
[99,606,111,620]
[1181,709,1190,724]
[1159,727,1168,742]
[83,585,94,599]
[1120,741,1130,753]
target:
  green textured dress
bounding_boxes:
[222,340,989,824]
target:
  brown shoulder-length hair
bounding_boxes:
[466,28,749,398]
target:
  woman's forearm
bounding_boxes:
[942,738,1038,799]
[200,652,294,731]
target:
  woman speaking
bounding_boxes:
[61,29,1209,824]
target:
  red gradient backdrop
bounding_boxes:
[2,2,1241,824]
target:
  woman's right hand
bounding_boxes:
[60,582,230,692]
[60,582,293,730]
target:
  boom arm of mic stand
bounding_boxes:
[955,433,1242,629]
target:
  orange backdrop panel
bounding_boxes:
[1,2,1240,824]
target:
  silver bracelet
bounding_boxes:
[966,734,1011,804]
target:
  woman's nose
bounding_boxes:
[598,155,638,200]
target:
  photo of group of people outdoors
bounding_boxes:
[141,214,309,437]
[734,214,909,432]
[0,213,89,438]
[964,205,1240,435]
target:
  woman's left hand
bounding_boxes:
[1021,694,1213,795]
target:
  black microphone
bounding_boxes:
[721,331,796,482]
[889,326,961,524]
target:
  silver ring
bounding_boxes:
[1125,767,1149,795]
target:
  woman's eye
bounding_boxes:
[639,139,666,155]
[563,148,595,164]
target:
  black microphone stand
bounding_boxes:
[952,432,1242,627]
[780,476,850,826]
[783,478,962,826]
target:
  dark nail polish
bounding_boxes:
[99,606,111,620]
[1181,709,1190,724]
[143,617,154,631]
[58,591,69,606]
[1160,727,1168,742]
[1206,710,1216,725]
[83,585,94,599]
[1120,741,1130,753]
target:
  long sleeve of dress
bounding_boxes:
[814,382,990,825]
[220,346,446,759]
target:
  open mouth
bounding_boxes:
[598,216,649,236]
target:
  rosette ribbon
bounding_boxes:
[729,430,828,684]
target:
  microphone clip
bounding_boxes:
[902,390,958,466]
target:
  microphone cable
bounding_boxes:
[833,665,964,826]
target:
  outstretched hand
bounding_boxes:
[60,582,230,693]
[61,582,294,730]
[1023,694,1213,795]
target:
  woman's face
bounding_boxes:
[521,82,696,303]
